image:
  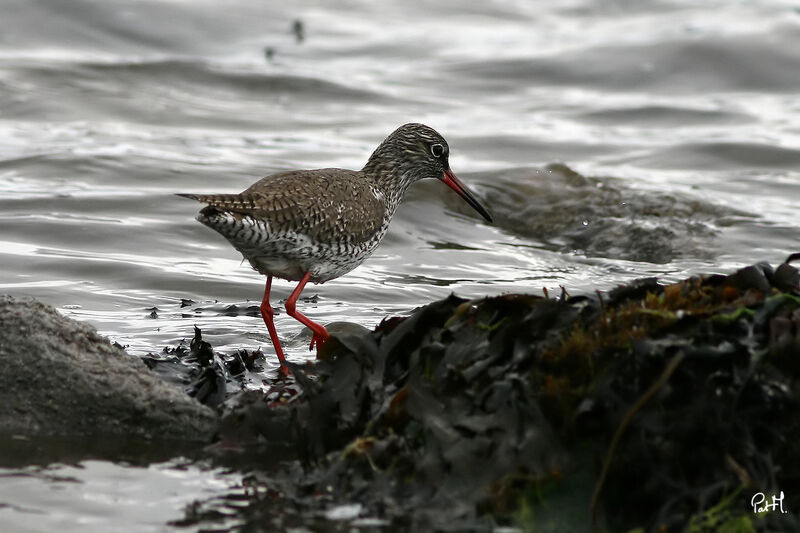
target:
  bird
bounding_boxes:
[178,123,492,375]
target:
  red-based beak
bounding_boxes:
[441,169,493,223]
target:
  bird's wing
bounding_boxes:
[184,169,386,245]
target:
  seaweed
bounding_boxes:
[178,255,800,531]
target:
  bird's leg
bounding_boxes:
[285,271,329,351]
[260,275,290,376]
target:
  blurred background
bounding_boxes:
[1,0,799,530]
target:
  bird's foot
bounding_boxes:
[309,332,328,351]
[308,325,330,351]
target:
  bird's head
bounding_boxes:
[365,123,492,222]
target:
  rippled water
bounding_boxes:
[2,0,799,530]
[0,456,242,532]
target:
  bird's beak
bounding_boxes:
[441,169,493,223]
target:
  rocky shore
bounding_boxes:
[2,256,798,531]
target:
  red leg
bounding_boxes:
[285,271,329,351]
[260,275,289,376]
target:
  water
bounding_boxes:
[1,0,799,530]
[0,458,243,533]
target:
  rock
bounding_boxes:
[0,295,217,441]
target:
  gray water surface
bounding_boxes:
[1,0,799,530]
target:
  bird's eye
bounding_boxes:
[431,143,445,158]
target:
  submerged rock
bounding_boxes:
[456,163,752,263]
[0,296,216,441]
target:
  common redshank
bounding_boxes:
[178,123,492,374]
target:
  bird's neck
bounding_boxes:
[363,155,416,210]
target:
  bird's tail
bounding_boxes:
[175,193,259,212]
[175,193,201,201]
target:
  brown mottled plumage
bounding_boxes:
[178,123,492,374]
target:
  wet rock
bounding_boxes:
[0,295,217,441]
[460,164,753,264]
